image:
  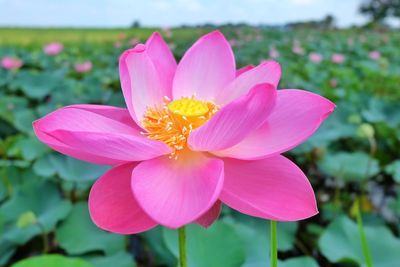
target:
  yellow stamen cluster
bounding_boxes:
[142,96,218,159]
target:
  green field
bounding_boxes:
[1,27,400,267]
[0,27,205,46]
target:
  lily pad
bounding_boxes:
[11,254,92,267]
[163,221,246,267]
[7,136,48,161]
[86,252,136,267]
[55,202,126,255]
[140,227,176,266]
[11,71,62,99]
[318,152,380,181]
[0,181,71,245]
[279,256,319,267]
[385,160,400,182]
[45,154,110,181]
[319,216,400,267]
[225,215,297,267]
[13,109,37,133]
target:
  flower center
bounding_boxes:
[168,98,209,117]
[142,97,218,158]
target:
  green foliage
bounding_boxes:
[279,257,319,267]
[11,254,92,267]
[385,160,400,182]
[319,216,400,267]
[163,221,246,267]
[0,181,71,245]
[318,152,380,182]
[85,252,136,267]
[55,202,126,255]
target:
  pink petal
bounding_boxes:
[145,32,177,93]
[89,163,157,234]
[217,60,281,105]
[173,31,235,102]
[220,155,318,221]
[213,89,335,160]
[119,43,170,124]
[236,65,254,77]
[131,152,224,228]
[33,105,170,165]
[188,83,276,152]
[194,200,221,228]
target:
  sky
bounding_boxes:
[0,0,368,28]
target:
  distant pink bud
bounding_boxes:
[347,38,354,46]
[74,61,92,73]
[330,79,337,88]
[168,42,176,50]
[292,45,304,55]
[162,27,172,38]
[43,42,64,55]
[117,32,127,40]
[129,38,140,46]
[1,56,23,70]
[369,51,381,60]
[229,39,238,47]
[114,41,122,48]
[383,36,390,43]
[331,53,345,64]
[269,49,280,59]
[309,52,323,63]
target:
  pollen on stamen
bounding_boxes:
[141,96,219,158]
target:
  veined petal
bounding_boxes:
[213,89,335,160]
[89,163,157,234]
[236,65,254,77]
[33,105,170,165]
[119,44,170,124]
[173,31,235,102]
[217,60,281,105]
[188,83,276,152]
[220,155,318,221]
[131,152,224,228]
[146,32,177,92]
[194,200,221,228]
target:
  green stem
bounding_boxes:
[270,220,278,267]
[355,199,373,267]
[178,226,187,267]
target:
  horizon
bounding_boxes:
[0,0,372,28]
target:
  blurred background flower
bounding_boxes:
[1,56,23,70]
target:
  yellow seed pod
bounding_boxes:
[168,98,209,117]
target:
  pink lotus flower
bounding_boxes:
[43,42,64,55]
[369,51,381,60]
[117,32,127,40]
[162,27,173,38]
[114,41,122,48]
[330,78,337,88]
[331,53,345,64]
[33,31,335,233]
[75,61,92,73]
[1,56,23,70]
[129,38,140,46]
[269,48,280,59]
[309,52,323,63]
[292,45,304,55]
[228,39,239,47]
